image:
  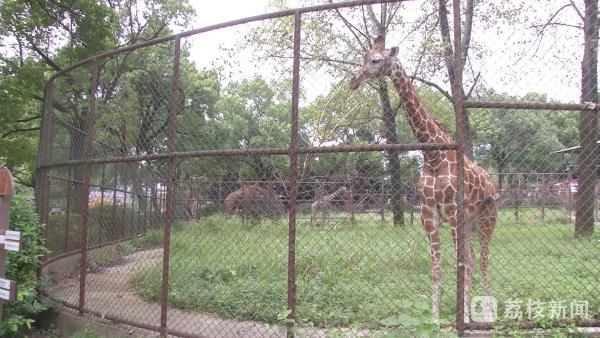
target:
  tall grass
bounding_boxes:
[132,208,600,328]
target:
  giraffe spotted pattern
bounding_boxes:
[350,35,497,322]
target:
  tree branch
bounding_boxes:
[15,115,42,124]
[328,0,367,51]
[465,71,480,100]
[409,75,454,102]
[366,4,384,34]
[570,0,585,21]
[385,4,402,32]
[438,0,455,86]
[461,0,474,61]
[529,22,583,30]
[1,127,41,139]
[27,38,62,72]
[531,4,573,55]
[263,52,359,67]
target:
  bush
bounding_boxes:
[2,197,51,337]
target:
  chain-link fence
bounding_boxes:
[35,0,600,336]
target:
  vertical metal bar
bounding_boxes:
[36,79,56,232]
[161,36,181,336]
[100,165,106,242]
[122,188,127,238]
[36,80,55,285]
[143,171,148,233]
[451,0,467,332]
[79,58,99,315]
[112,174,117,239]
[64,171,72,252]
[287,11,301,338]
[130,189,135,235]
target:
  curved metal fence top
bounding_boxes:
[47,0,408,82]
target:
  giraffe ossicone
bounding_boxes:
[349,35,498,323]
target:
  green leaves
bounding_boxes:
[471,90,576,175]
[1,197,51,336]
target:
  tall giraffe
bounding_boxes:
[310,186,351,226]
[349,36,497,321]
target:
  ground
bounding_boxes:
[42,207,600,337]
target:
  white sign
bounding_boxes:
[0,230,21,252]
[0,288,11,301]
[0,278,12,290]
[3,240,19,252]
[4,230,20,241]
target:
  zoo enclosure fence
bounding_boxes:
[34,0,600,336]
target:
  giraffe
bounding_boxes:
[186,193,198,222]
[310,186,352,226]
[349,35,497,322]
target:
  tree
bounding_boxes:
[0,0,195,195]
[471,91,577,192]
[576,0,597,236]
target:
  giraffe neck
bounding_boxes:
[388,61,453,171]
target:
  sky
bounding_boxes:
[180,1,586,104]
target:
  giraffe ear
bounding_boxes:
[389,47,399,57]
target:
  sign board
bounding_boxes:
[0,230,21,252]
[0,278,16,301]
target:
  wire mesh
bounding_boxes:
[36,1,600,336]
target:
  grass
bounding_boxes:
[132,207,600,329]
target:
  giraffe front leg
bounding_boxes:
[421,205,442,320]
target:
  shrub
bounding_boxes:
[2,197,51,337]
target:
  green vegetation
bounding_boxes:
[132,208,599,330]
[3,197,52,337]
[46,205,149,256]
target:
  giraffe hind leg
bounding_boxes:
[478,204,496,297]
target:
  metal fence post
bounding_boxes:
[287,11,301,338]
[161,36,181,337]
[451,0,468,332]
[78,58,99,315]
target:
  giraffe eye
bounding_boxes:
[372,55,383,63]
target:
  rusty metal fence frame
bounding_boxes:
[33,0,599,336]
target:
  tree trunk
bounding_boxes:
[576,0,598,237]
[378,80,405,226]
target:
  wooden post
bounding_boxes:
[0,167,16,322]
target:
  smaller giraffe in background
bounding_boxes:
[186,193,198,222]
[310,186,353,226]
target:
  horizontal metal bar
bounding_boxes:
[42,234,142,266]
[48,175,146,196]
[52,301,207,338]
[38,143,458,169]
[465,100,595,111]
[49,0,409,80]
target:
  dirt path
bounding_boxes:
[44,248,373,338]
[46,248,286,337]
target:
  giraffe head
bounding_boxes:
[349,35,399,90]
